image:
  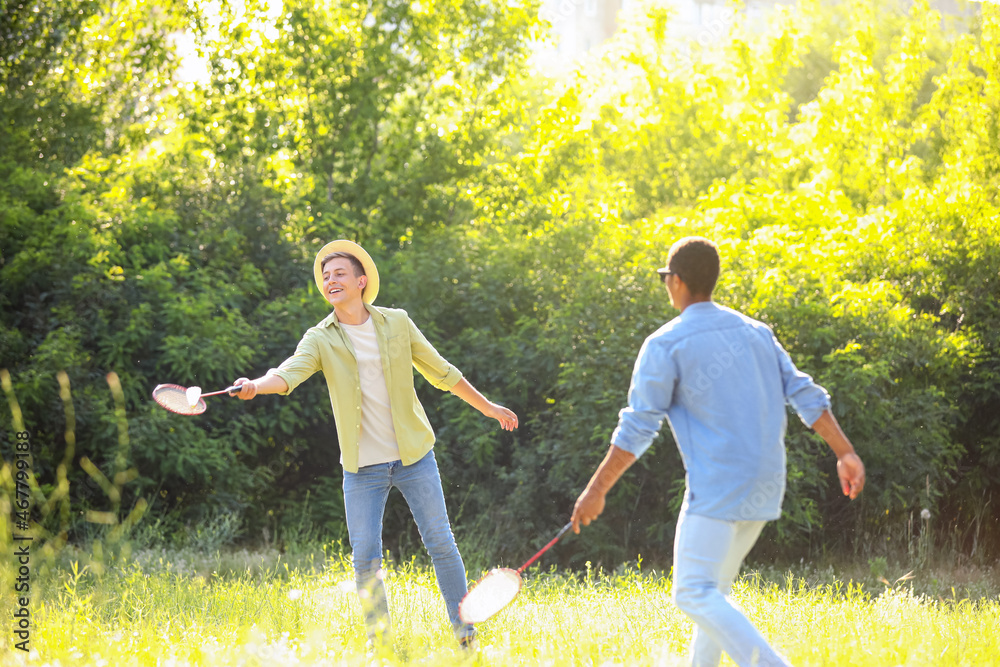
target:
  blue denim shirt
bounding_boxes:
[610,302,831,521]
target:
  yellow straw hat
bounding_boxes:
[313,240,380,304]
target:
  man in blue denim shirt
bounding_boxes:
[571,237,865,667]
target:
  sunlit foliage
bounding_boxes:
[1,0,998,568]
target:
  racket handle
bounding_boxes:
[200,385,242,398]
[517,521,573,574]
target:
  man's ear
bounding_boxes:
[358,275,368,290]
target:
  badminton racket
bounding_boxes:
[152,383,241,415]
[458,521,573,624]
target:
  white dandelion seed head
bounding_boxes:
[921,508,931,520]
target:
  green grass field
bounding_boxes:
[1,545,999,666]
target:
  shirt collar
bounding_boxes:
[680,301,718,317]
[321,302,384,329]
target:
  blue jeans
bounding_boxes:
[672,510,792,667]
[342,450,473,641]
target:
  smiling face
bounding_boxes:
[322,256,367,308]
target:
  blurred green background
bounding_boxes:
[1,0,998,570]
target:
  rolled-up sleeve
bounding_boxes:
[610,336,676,459]
[271,331,322,395]
[770,331,831,427]
[408,317,463,390]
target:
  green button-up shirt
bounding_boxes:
[270,304,463,473]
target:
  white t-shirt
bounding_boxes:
[340,316,401,467]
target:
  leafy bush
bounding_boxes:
[2,0,998,567]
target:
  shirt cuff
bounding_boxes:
[609,421,653,460]
[436,366,464,391]
[269,369,296,396]
[797,398,831,428]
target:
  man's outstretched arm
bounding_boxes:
[449,378,519,431]
[571,445,637,534]
[231,374,289,400]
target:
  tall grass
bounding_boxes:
[1,545,998,665]
[2,373,998,664]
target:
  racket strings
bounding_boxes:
[459,568,522,624]
[152,385,206,415]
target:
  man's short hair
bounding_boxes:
[666,237,720,297]
[322,251,366,278]
[322,251,367,295]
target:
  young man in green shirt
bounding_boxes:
[232,240,516,647]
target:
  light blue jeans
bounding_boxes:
[342,450,474,642]
[672,510,792,667]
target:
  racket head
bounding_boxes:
[458,567,523,624]
[152,384,207,415]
